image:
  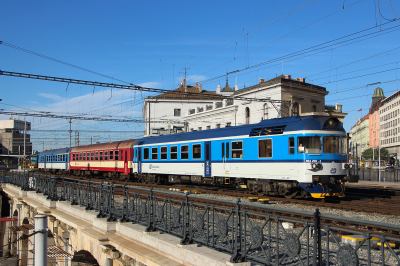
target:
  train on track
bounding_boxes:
[38,115,358,199]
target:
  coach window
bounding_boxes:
[87,152,90,161]
[91,152,94,161]
[104,151,108,161]
[100,151,103,161]
[161,147,168,160]
[120,150,124,161]
[115,150,119,160]
[143,148,149,160]
[170,146,178,160]
[181,145,189,160]
[110,150,114,160]
[83,153,86,161]
[226,143,230,158]
[289,137,295,154]
[259,139,272,158]
[232,141,243,158]
[193,144,201,159]
[221,143,225,158]
[95,151,99,161]
[63,155,66,161]
[152,147,158,160]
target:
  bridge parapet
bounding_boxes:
[2,172,400,266]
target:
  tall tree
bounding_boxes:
[361,148,389,160]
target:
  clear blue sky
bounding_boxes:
[1,0,400,151]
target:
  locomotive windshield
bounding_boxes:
[297,136,321,153]
[323,136,340,153]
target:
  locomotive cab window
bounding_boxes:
[181,145,189,160]
[297,136,321,153]
[170,146,178,160]
[152,147,158,160]
[232,141,243,158]
[192,144,201,159]
[161,147,167,160]
[289,137,295,155]
[259,139,272,158]
[323,136,340,153]
[143,148,149,160]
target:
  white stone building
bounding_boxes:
[142,75,346,136]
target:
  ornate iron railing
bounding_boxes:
[4,172,400,265]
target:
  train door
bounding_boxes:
[204,141,211,177]
[224,142,231,172]
[124,150,128,175]
[133,147,141,174]
[132,148,138,173]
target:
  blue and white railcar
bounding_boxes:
[133,116,357,199]
[38,148,71,173]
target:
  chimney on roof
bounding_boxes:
[284,75,291,79]
[199,83,202,93]
[183,78,186,88]
[216,83,221,94]
[235,83,238,91]
[295,78,306,83]
[259,78,264,84]
[195,82,198,88]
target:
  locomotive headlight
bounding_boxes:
[311,163,317,169]
[344,164,349,169]
[316,163,322,169]
[349,164,353,169]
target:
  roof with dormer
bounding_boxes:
[221,82,234,92]
[233,75,327,95]
[148,85,220,100]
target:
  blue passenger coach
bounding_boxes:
[133,115,357,199]
[38,147,71,174]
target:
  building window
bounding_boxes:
[226,122,232,127]
[216,124,221,128]
[263,104,269,120]
[293,103,299,116]
[245,107,250,124]
[174,109,181,116]
[312,105,317,112]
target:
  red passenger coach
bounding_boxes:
[69,139,138,180]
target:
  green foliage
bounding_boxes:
[361,147,389,160]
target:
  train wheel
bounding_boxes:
[284,190,298,199]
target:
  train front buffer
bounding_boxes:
[299,161,359,199]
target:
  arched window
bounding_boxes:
[312,105,316,112]
[245,107,250,124]
[263,103,269,120]
[293,103,299,116]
